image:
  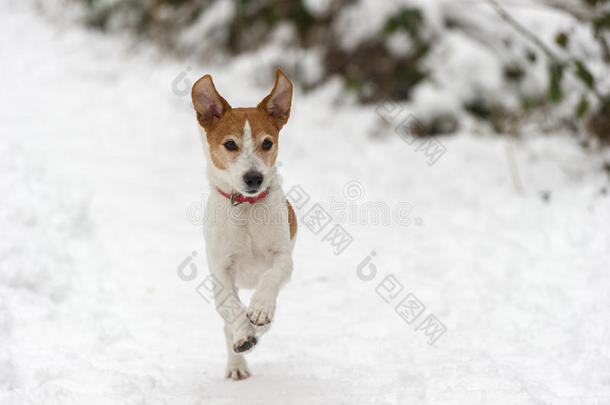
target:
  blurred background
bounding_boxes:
[69,0,610,139]
[1,0,609,404]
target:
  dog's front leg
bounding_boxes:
[247,252,293,326]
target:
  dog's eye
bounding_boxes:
[262,139,273,150]
[223,140,238,151]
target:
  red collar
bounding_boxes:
[216,186,270,205]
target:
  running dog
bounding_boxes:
[191,69,297,380]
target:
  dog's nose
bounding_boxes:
[243,170,263,191]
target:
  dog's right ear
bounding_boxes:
[191,75,232,130]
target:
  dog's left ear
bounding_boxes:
[258,69,293,128]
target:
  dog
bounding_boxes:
[191,69,297,380]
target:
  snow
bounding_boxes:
[1,1,610,404]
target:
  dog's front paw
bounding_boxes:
[247,293,276,326]
[226,359,251,381]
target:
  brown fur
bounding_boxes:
[203,108,281,170]
[191,69,292,171]
[286,200,297,240]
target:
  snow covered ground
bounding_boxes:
[1,1,610,404]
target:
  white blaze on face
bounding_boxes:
[240,119,256,164]
[222,119,269,194]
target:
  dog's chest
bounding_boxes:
[235,237,271,288]
[231,229,274,289]
[205,193,289,290]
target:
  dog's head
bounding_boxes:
[191,69,293,196]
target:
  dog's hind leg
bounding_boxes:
[210,260,257,356]
[224,324,251,380]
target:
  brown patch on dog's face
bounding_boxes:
[203,108,282,170]
[203,111,244,170]
[191,69,292,193]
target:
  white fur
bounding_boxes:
[200,120,295,380]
